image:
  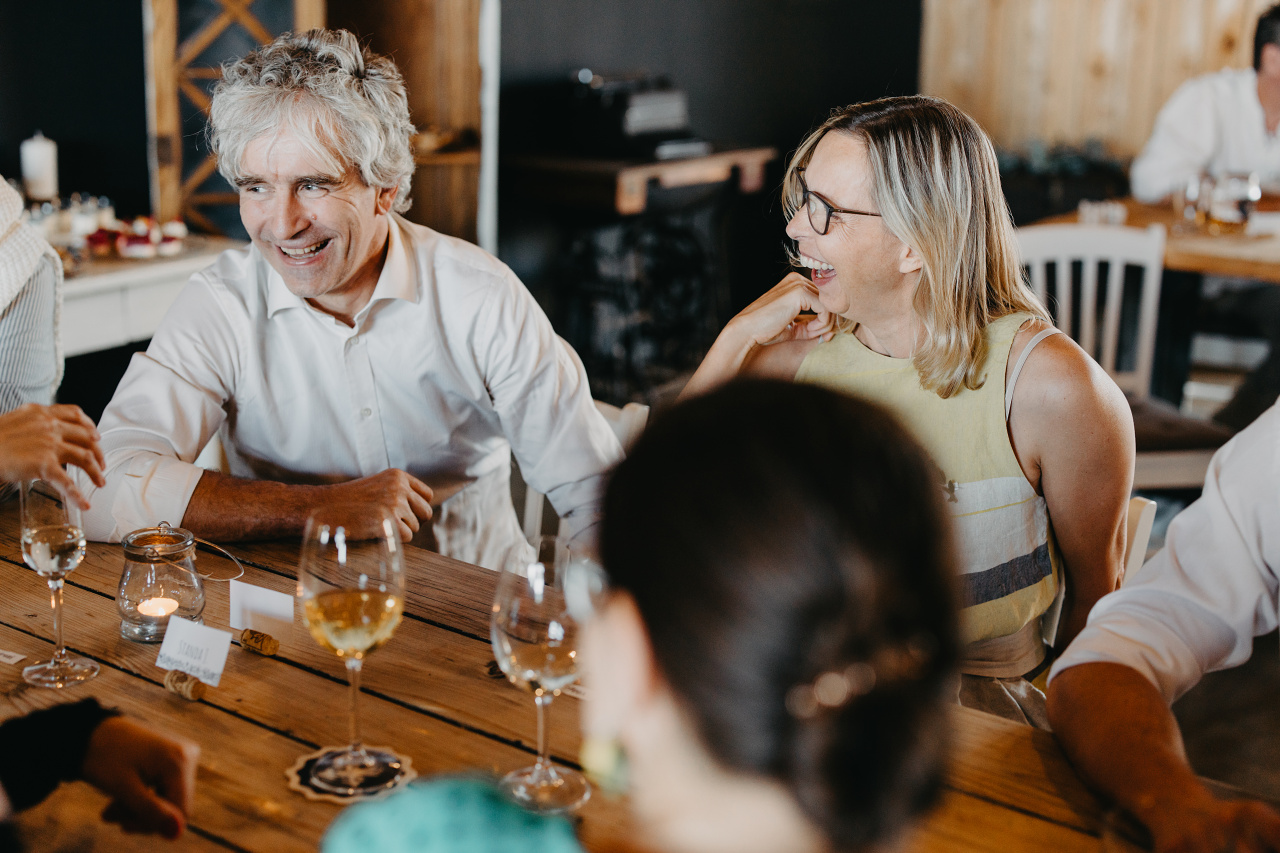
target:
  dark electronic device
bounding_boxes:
[502,69,712,160]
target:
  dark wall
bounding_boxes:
[0,3,151,216]
[502,0,922,154]
[499,0,923,310]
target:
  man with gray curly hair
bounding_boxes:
[75,29,622,568]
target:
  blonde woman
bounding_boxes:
[683,95,1134,726]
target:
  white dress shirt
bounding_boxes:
[1130,68,1280,203]
[77,215,624,569]
[1049,402,1280,702]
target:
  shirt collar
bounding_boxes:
[265,215,420,319]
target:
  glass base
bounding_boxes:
[23,655,99,688]
[499,763,591,814]
[306,746,407,797]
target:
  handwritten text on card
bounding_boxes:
[155,617,232,687]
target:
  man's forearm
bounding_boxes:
[180,471,329,541]
[1047,662,1212,827]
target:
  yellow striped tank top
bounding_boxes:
[796,312,1061,675]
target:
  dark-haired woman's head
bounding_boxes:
[584,379,958,853]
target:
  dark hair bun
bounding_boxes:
[601,379,959,850]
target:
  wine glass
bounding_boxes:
[491,535,605,813]
[298,506,407,797]
[19,479,98,687]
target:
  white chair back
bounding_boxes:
[521,400,650,540]
[1123,495,1158,584]
[1016,223,1166,400]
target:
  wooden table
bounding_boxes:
[1041,197,1280,284]
[0,503,1145,852]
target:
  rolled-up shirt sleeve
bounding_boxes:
[1130,79,1221,204]
[1049,404,1280,702]
[474,268,623,543]
[73,275,241,541]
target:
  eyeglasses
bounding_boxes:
[796,168,882,235]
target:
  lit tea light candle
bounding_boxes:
[137,597,179,618]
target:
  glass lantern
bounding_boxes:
[117,523,206,642]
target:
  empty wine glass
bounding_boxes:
[19,479,98,687]
[298,506,407,797]
[491,535,605,813]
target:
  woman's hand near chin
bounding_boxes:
[681,272,835,400]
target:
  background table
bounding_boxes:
[0,503,1144,852]
[1040,198,1280,284]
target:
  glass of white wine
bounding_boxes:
[19,479,98,688]
[491,535,603,813]
[298,506,407,797]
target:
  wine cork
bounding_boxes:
[164,669,206,701]
[240,628,279,656]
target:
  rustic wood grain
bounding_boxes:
[0,505,1127,851]
[328,0,483,241]
[0,535,583,764]
[921,0,1276,158]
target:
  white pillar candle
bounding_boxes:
[20,131,58,201]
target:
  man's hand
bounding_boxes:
[0,403,105,509]
[1146,797,1280,853]
[80,717,199,840]
[1049,663,1280,853]
[321,469,434,541]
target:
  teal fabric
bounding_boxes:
[321,777,585,853]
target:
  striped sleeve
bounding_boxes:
[0,254,58,412]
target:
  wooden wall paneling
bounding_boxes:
[144,0,181,223]
[295,0,326,31]
[1007,0,1051,149]
[1040,1,1085,149]
[329,0,485,243]
[920,0,1280,159]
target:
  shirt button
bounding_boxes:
[360,407,373,418]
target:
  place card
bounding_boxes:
[0,650,25,666]
[155,617,232,687]
[229,579,295,638]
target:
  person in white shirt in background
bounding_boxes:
[1046,402,1280,853]
[1129,2,1280,431]
[74,29,622,570]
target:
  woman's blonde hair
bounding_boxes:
[784,96,1049,398]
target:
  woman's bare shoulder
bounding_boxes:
[1008,324,1133,445]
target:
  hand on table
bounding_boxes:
[81,716,200,840]
[1147,796,1280,853]
[0,404,105,509]
[322,469,434,541]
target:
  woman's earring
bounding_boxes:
[580,736,629,797]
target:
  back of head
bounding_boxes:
[1257,3,1280,70]
[601,379,959,851]
[784,95,1048,398]
[210,29,415,213]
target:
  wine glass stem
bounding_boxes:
[346,656,364,754]
[533,689,553,776]
[48,578,66,665]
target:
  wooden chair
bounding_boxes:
[521,400,650,539]
[1016,223,1232,489]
